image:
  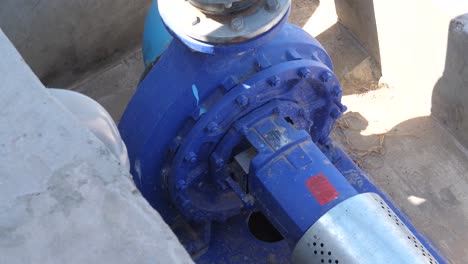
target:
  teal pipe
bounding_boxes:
[142,1,173,68]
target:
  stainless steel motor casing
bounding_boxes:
[158,0,291,43]
[292,193,438,264]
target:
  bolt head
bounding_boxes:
[265,0,279,11]
[330,109,342,119]
[239,125,249,135]
[185,152,198,164]
[236,95,249,107]
[320,71,333,83]
[206,122,219,133]
[215,157,225,168]
[243,195,255,208]
[319,137,332,146]
[299,68,311,79]
[341,105,348,112]
[335,101,348,112]
[269,75,281,87]
[331,86,342,97]
[230,17,244,31]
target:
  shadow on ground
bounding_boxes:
[288,0,320,27]
[331,111,468,263]
[316,23,382,96]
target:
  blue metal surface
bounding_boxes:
[142,1,172,67]
[120,20,336,219]
[236,101,358,243]
[120,3,446,263]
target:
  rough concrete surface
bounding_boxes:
[433,14,468,148]
[0,30,193,264]
[0,0,151,86]
[334,0,381,65]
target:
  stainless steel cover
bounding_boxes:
[292,193,438,264]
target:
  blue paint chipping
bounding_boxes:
[142,1,172,67]
[192,84,200,106]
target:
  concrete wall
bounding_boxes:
[334,0,381,66]
[0,0,151,86]
[0,29,193,264]
[335,0,468,145]
[432,15,468,147]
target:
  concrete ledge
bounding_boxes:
[432,14,468,147]
[0,29,192,264]
[0,0,151,86]
[334,0,381,66]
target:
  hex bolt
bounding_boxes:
[230,17,244,31]
[319,137,332,146]
[243,194,255,208]
[215,157,225,168]
[335,101,348,112]
[320,71,333,83]
[330,109,342,119]
[206,122,219,133]
[331,86,342,97]
[299,68,311,79]
[236,95,249,107]
[265,0,279,11]
[239,125,249,135]
[269,75,281,87]
[184,152,198,164]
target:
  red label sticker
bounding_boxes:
[306,173,339,205]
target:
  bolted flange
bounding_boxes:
[159,0,291,44]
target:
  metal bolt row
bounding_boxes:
[191,0,281,31]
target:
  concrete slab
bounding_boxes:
[334,0,381,65]
[433,15,468,148]
[0,29,192,264]
[0,0,151,86]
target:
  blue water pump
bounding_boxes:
[119,1,446,263]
